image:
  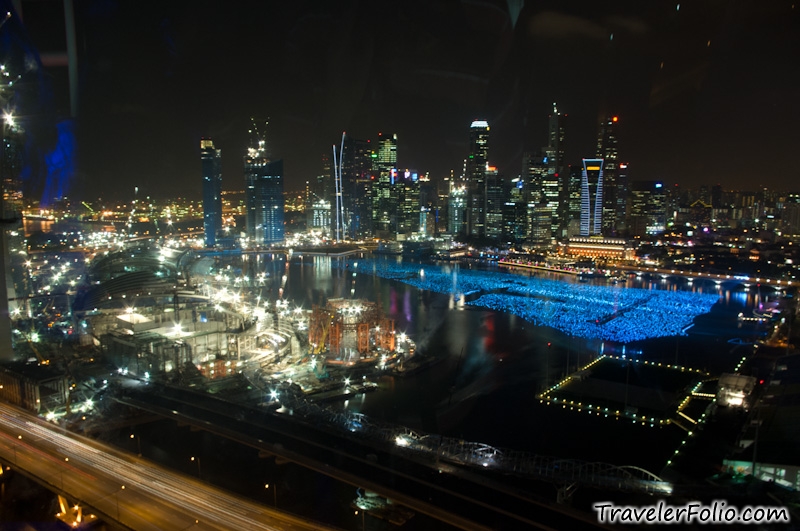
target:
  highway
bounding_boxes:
[0,401,337,531]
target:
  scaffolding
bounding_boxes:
[308,299,391,360]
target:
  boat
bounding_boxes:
[373,242,402,255]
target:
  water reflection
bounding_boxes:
[211,254,778,459]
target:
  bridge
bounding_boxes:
[113,380,669,530]
[0,401,337,531]
[499,260,792,290]
[613,265,792,290]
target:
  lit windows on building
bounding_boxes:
[200,138,222,247]
[565,237,633,260]
[629,180,666,236]
[581,158,604,236]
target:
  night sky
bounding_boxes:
[9,0,800,201]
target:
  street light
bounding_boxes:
[13,434,21,463]
[265,483,276,507]
[190,456,201,478]
[117,485,125,520]
[130,433,141,456]
[355,509,365,530]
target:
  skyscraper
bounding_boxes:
[395,169,421,236]
[596,116,620,235]
[466,120,489,237]
[371,132,397,237]
[448,185,467,235]
[581,158,605,236]
[200,138,222,247]
[338,135,373,239]
[629,180,666,236]
[566,164,583,236]
[484,167,504,239]
[524,105,567,247]
[244,138,284,245]
[547,105,569,238]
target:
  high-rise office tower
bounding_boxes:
[628,180,666,236]
[504,177,528,241]
[524,152,556,247]
[371,132,397,237]
[200,138,222,247]
[566,164,583,236]
[616,162,629,233]
[466,120,489,237]
[448,185,467,235]
[523,105,567,247]
[547,104,568,236]
[580,158,605,236]
[334,135,373,239]
[244,138,284,245]
[316,153,332,204]
[596,116,619,234]
[395,169,421,236]
[436,173,453,235]
[484,166,504,239]
[547,104,566,169]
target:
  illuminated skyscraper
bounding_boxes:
[244,138,284,245]
[629,180,666,236]
[395,169,420,236]
[200,138,222,247]
[547,104,568,236]
[580,158,604,236]
[466,120,489,237]
[448,185,467,235]
[524,105,567,247]
[597,116,620,234]
[484,167,504,239]
[336,135,373,239]
[371,132,397,236]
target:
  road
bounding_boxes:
[0,401,338,531]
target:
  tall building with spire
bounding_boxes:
[200,138,222,247]
[466,120,489,237]
[244,127,284,245]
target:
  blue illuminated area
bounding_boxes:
[343,260,719,343]
[41,120,77,204]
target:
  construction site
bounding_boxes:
[308,298,402,366]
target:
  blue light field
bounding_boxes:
[343,259,720,343]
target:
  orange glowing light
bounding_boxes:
[612,116,618,122]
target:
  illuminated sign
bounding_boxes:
[586,166,601,171]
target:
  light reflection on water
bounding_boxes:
[220,254,778,466]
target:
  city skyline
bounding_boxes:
[2,2,800,528]
[5,0,797,202]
